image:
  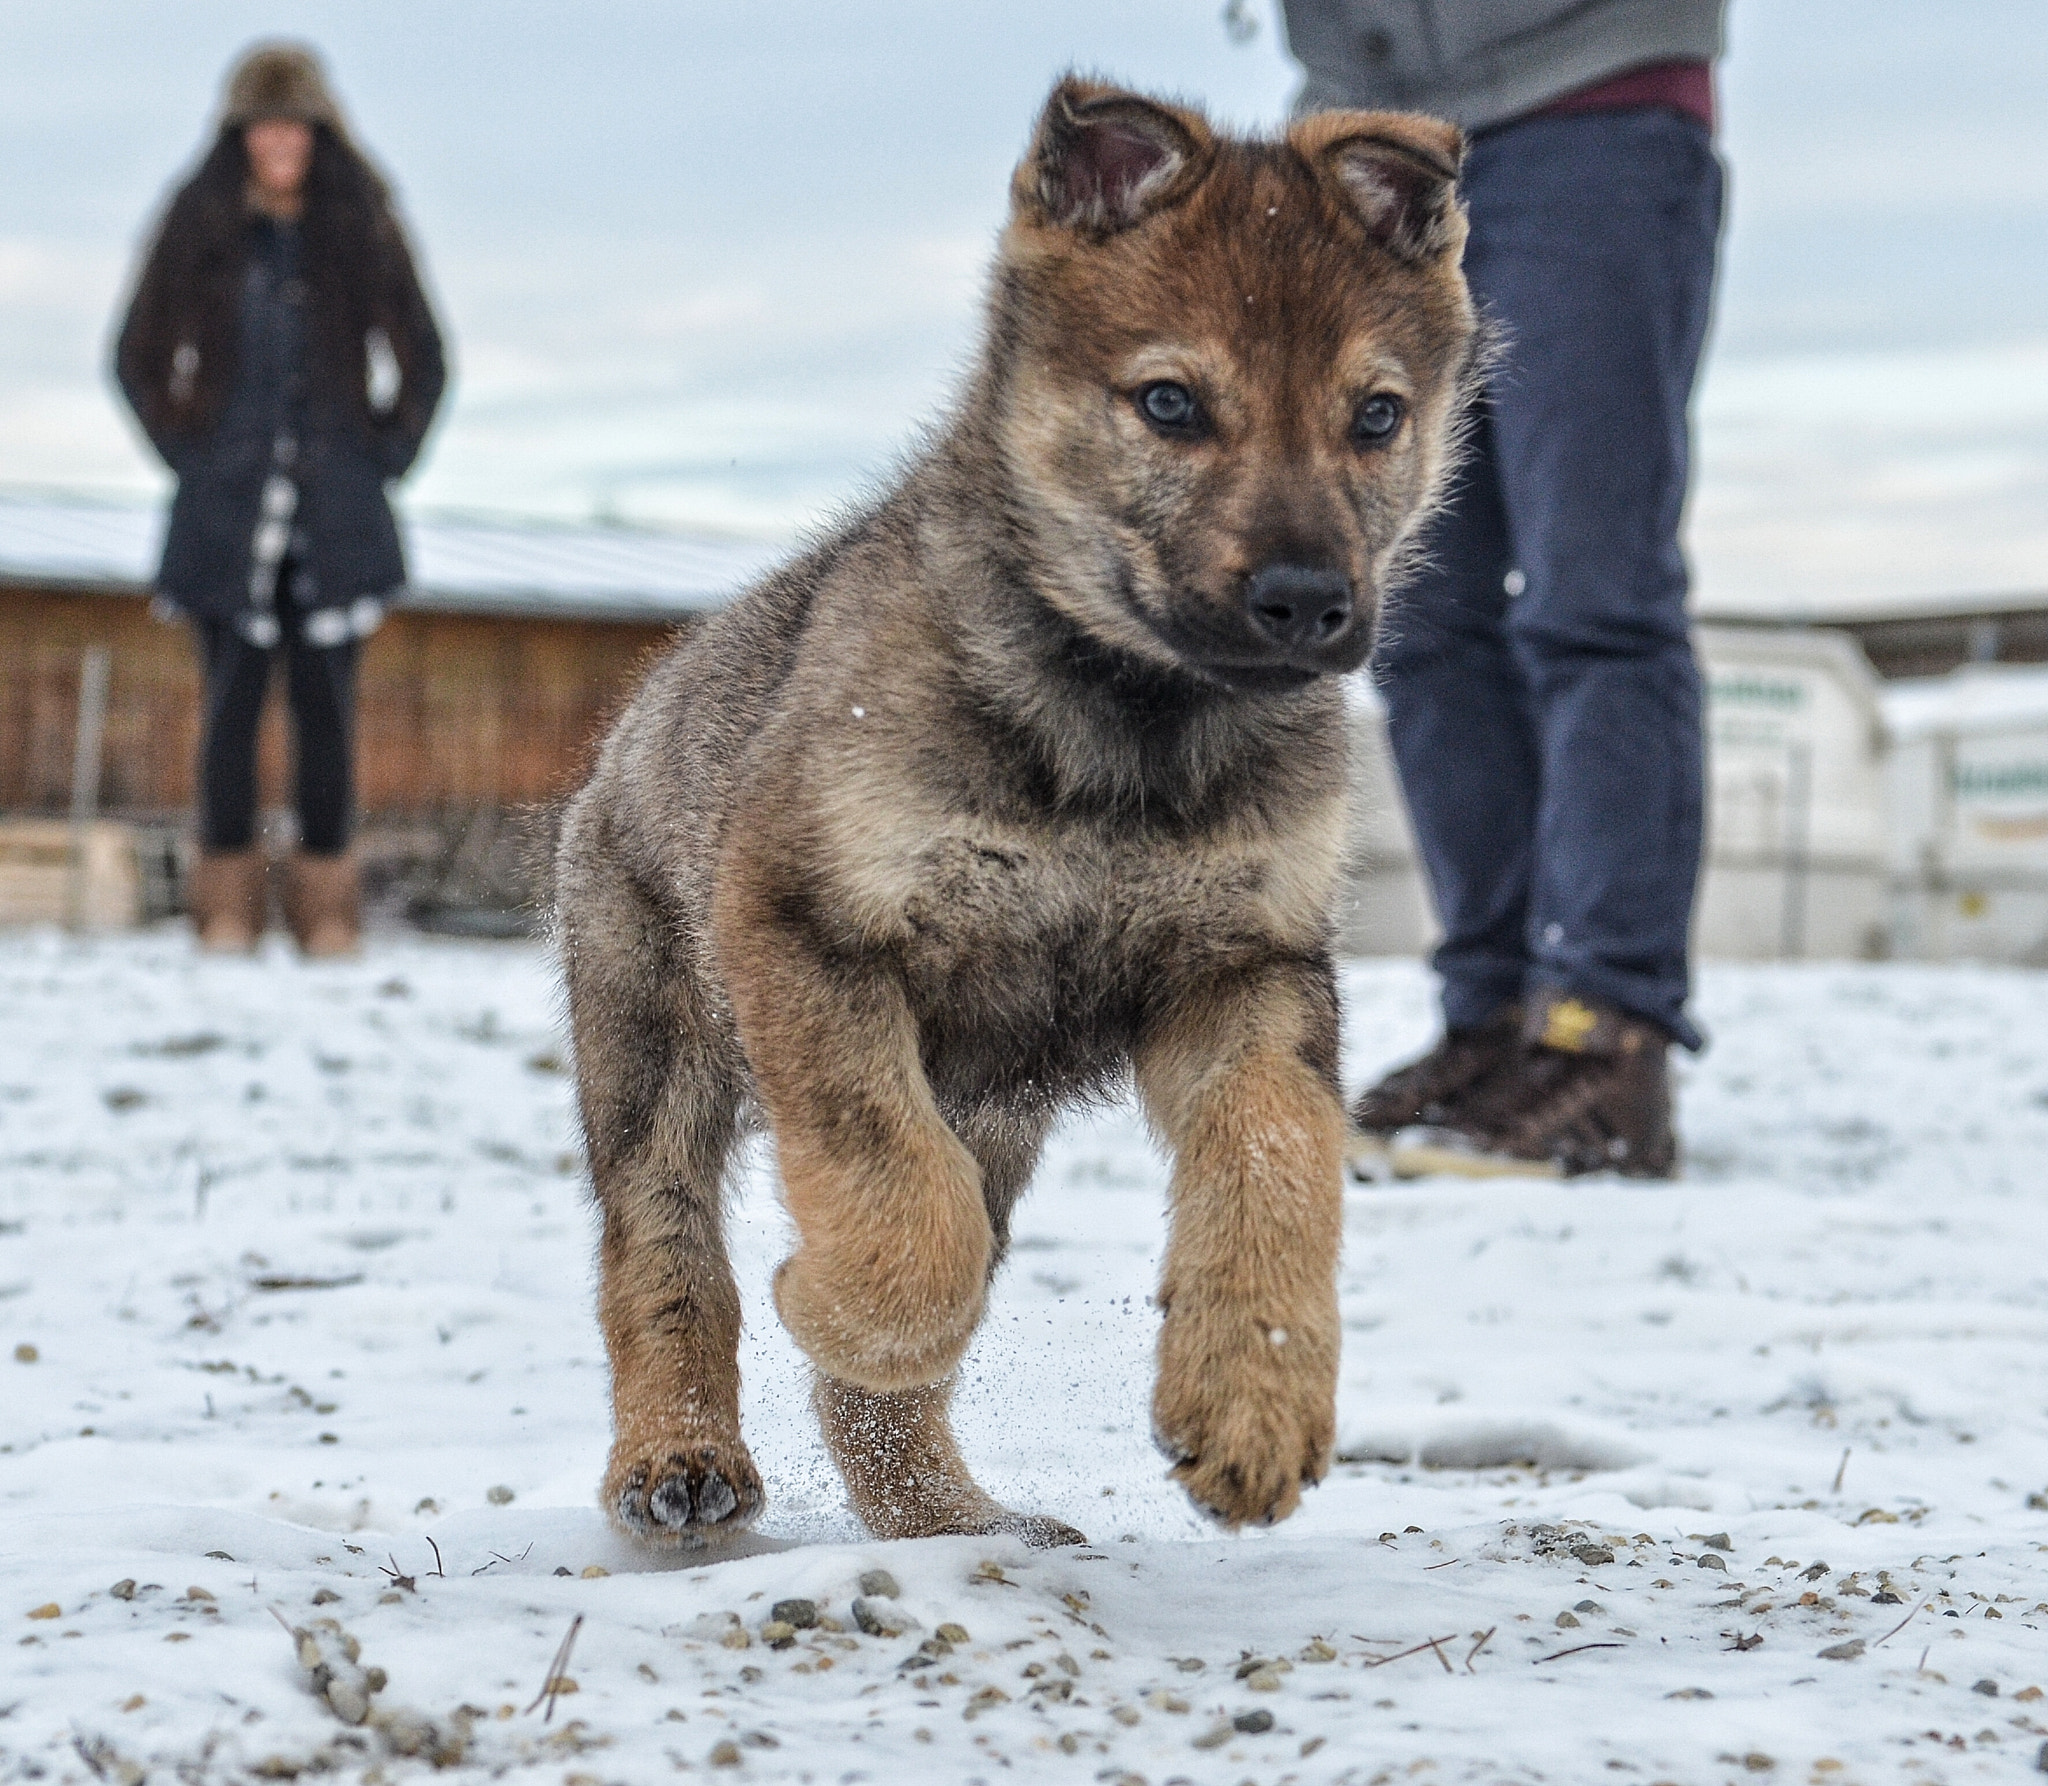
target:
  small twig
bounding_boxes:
[1357,1634,1460,1669]
[1533,1642,1625,1665]
[524,1614,584,1721]
[425,1536,445,1579]
[1832,1448,1851,1494]
[472,1542,533,1577]
[1423,1557,1460,1570]
[379,1554,417,1594]
[1871,1599,1927,1649]
[1464,1627,1497,1672]
[1424,1634,1454,1674]
[266,1605,296,1637]
[1916,1645,1930,1675]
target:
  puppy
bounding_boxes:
[555,76,1477,1547]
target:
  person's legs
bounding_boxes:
[1466,108,1723,1047]
[280,614,360,856]
[279,606,364,955]
[194,619,273,853]
[1374,405,1540,1032]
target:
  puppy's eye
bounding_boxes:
[1137,381,1202,434]
[1352,393,1406,445]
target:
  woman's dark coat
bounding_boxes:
[115,126,446,626]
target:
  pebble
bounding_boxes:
[1701,1533,1733,1552]
[1972,1678,1999,1697]
[110,1581,137,1601]
[708,1739,742,1766]
[1233,1708,1276,1733]
[580,1566,609,1579]
[772,1598,819,1629]
[1173,1656,1206,1673]
[1146,1691,1190,1714]
[963,1685,1009,1719]
[1111,1705,1141,1726]
[1696,1553,1727,1572]
[486,1486,515,1505]
[1572,1545,1616,1565]
[935,1622,969,1644]
[761,1621,797,1650]
[1244,1667,1285,1691]
[1574,1600,1605,1616]
[1554,1612,1581,1628]
[13,1344,37,1364]
[27,1603,60,1621]
[1191,1723,1233,1751]
[311,1589,340,1606]
[858,1570,900,1598]
[852,1596,914,1638]
[1299,1638,1338,1663]
[1817,1640,1865,1661]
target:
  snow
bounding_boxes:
[4,931,2048,1783]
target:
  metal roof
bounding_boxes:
[0,489,783,622]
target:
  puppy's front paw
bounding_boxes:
[605,1439,764,1549]
[774,1239,984,1394]
[1152,1298,1335,1529]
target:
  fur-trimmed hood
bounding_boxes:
[221,42,349,137]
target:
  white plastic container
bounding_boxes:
[1694,625,1889,961]
[1882,664,2048,964]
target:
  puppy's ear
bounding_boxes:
[1293,111,1466,262]
[1015,77,1211,237]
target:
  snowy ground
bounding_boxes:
[3,932,2047,1785]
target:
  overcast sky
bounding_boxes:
[2,0,2044,606]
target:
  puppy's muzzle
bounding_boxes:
[1243,562,1355,655]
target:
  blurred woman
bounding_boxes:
[116,42,445,955]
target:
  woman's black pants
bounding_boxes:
[194,608,360,855]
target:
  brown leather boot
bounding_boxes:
[282,849,362,958]
[1389,991,1678,1181]
[1346,1006,1521,1177]
[189,848,268,954]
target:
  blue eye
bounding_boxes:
[1353,393,1406,444]
[1138,381,1201,432]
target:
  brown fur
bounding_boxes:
[556,77,1478,1545]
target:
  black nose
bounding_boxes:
[1243,563,1354,652]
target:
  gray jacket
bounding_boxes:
[1279,0,1726,133]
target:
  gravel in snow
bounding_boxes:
[3,930,2047,1782]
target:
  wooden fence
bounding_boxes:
[1,581,681,820]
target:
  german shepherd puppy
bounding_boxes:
[555,77,1477,1547]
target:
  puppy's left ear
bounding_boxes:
[1293,110,1466,263]
[1014,77,1213,237]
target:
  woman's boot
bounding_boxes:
[282,849,362,958]
[188,848,268,953]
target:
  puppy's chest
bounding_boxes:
[893,827,1279,990]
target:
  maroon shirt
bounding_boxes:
[1534,58,1715,133]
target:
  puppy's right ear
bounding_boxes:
[1293,110,1467,263]
[1014,77,1212,238]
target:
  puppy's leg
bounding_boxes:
[715,885,992,1393]
[1135,956,1345,1529]
[563,856,761,1547]
[814,1098,1083,1546]
[814,1376,1083,1547]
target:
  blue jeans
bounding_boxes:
[1375,108,1723,1049]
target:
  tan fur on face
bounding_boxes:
[555,76,1476,1551]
